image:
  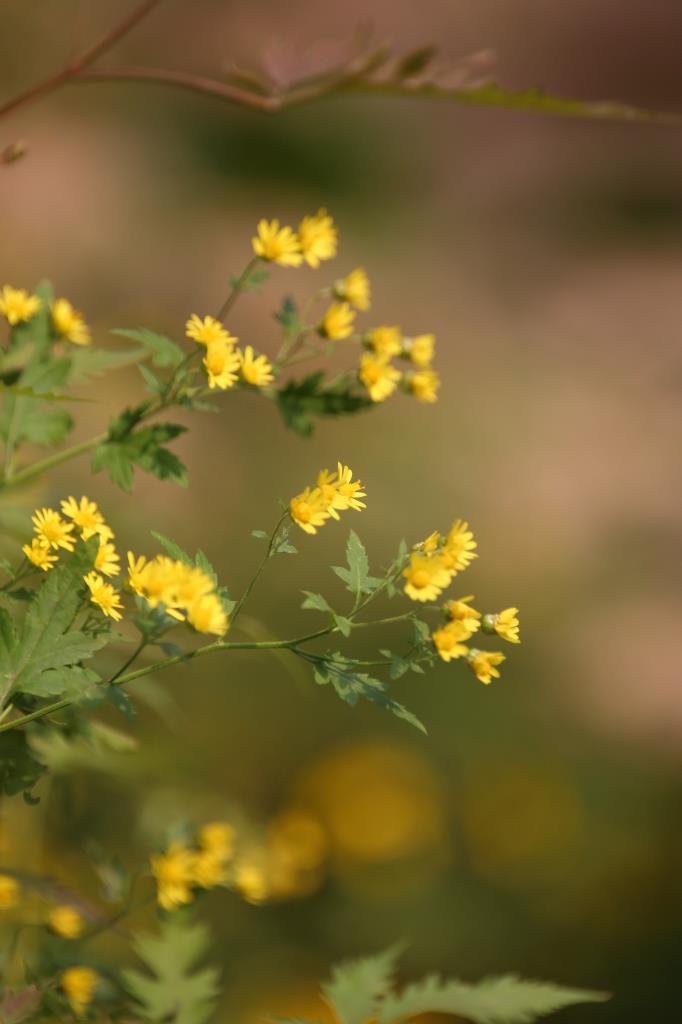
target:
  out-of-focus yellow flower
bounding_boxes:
[444,595,481,634]
[239,345,274,387]
[126,552,148,596]
[252,219,302,267]
[289,487,330,535]
[94,538,120,578]
[483,607,521,644]
[198,821,235,857]
[48,905,85,939]
[319,301,355,340]
[22,538,58,572]
[233,859,269,904]
[32,508,75,552]
[432,623,470,663]
[61,967,98,1016]
[467,649,505,684]
[150,841,196,911]
[0,285,41,325]
[408,368,440,403]
[84,572,124,621]
[187,593,228,636]
[60,496,105,540]
[358,352,401,402]
[406,333,435,368]
[52,298,91,346]
[185,314,233,347]
[335,267,370,310]
[402,554,452,602]
[366,325,401,358]
[203,340,240,390]
[0,873,20,909]
[442,519,477,574]
[192,849,229,889]
[298,209,337,268]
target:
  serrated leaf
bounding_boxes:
[333,614,353,637]
[312,659,426,733]
[301,591,333,613]
[138,362,166,393]
[276,372,373,437]
[91,441,135,492]
[151,530,193,564]
[345,530,369,595]
[322,945,404,1024]
[112,328,184,368]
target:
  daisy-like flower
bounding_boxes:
[239,345,274,387]
[51,298,91,346]
[32,508,75,552]
[60,495,105,540]
[442,519,477,574]
[126,552,148,596]
[0,285,41,326]
[61,967,99,1017]
[432,622,470,663]
[203,340,241,390]
[408,368,440,403]
[334,267,370,310]
[405,333,435,368]
[319,302,355,340]
[402,553,452,602]
[358,352,401,402]
[316,463,367,518]
[84,572,124,621]
[467,648,506,684]
[150,841,196,911]
[185,314,233,347]
[483,607,520,644]
[252,219,302,267]
[48,905,84,939]
[289,487,331,535]
[444,595,481,635]
[187,593,229,636]
[22,538,58,571]
[366,325,402,358]
[94,538,120,578]
[298,208,338,268]
[0,873,20,909]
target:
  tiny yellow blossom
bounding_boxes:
[358,352,401,402]
[406,333,435,368]
[32,508,75,552]
[94,539,120,578]
[319,302,355,340]
[198,821,235,856]
[442,519,477,574]
[150,841,196,911]
[252,219,302,267]
[49,905,85,939]
[483,607,521,644]
[22,538,58,571]
[335,267,371,310]
[185,314,233,347]
[444,595,481,635]
[432,623,470,663]
[316,463,367,519]
[366,325,402,358]
[402,554,452,603]
[84,572,124,621]
[289,487,331,535]
[0,874,20,910]
[0,285,42,326]
[234,860,269,904]
[239,345,274,387]
[467,648,505,684]
[298,208,338,268]
[51,298,91,346]
[408,368,440,403]
[187,593,228,636]
[126,552,148,596]
[61,967,98,1016]
[203,340,241,390]
[60,496,105,540]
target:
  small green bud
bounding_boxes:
[481,613,497,635]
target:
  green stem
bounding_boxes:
[0,433,107,493]
[230,512,288,626]
[217,257,259,322]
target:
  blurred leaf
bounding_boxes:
[68,345,148,382]
[112,328,184,368]
[322,945,403,1024]
[276,372,372,437]
[275,295,303,340]
[0,731,47,798]
[230,265,269,292]
[93,422,188,492]
[28,721,138,775]
[394,46,437,80]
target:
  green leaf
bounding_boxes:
[395,46,436,79]
[276,372,373,437]
[92,422,188,492]
[322,946,404,1024]
[376,973,610,1024]
[27,721,138,775]
[251,529,269,541]
[275,295,303,340]
[122,916,220,1024]
[312,658,426,733]
[67,345,148,382]
[333,614,353,637]
[150,530,193,565]
[345,530,369,595]
[230,265,269,292]
[0,732,47,798]
[301,591,333,613]
[91,442,135,492]
[138,362,166,393]
[112,328,184,368]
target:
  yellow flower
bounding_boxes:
[185,314,233,347]
[402,554,452,602]
[252,219,302,267]
[61,967,98,1017]
[316,463,366,520]
[319,302,355,340]
[432,623,470,663]
[198,821,235,856]
[150,841,196,911]
[289,487,331,535]
[51,298,91,346]
[298,208,338,268]
[126,552,148,596]
[187,593,228,636]
[419,531,441,553]
[335,267,370,310]
[94,539,120,578]
[32,508,75,552]
[192,849,229,888]
[84,572,124,621]
[22,538,58,572]
[406,333,434,368]
[0,873,20,909]
[366,325,402,358]
[444,595,481,635]
[408,368,440,403]
[48,905,84,939]
[60,496,105,540]
[442,519,477,574]
[467,648,506,684]
[0,285,41,325]
[358,352,401,402]
[483,607,521,644]
[234,860,268,904]
[203,340,240,390]
[239,345,274,387]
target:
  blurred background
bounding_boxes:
[1,1,682,1021]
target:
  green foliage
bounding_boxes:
[0,731,46,798]
[27,720,137,775]
[122,916,221,1024]
[333,529,381,597]
[112,327,185,368]
[275,295,304,340]
[322,946,403,1024]
[230,264,270,292]
[312,656,426,733]
[93,411,188,492]
[276,372,373,437]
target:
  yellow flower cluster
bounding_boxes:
[151,821,234,911]
[61,966,99,1016]
[127,552,228,635]
[0,284,91,343]
[252,209,338,268]
[289,463,366,535]
[185,315,274,391]
[0,875,85,938]
[359,326,440,404]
